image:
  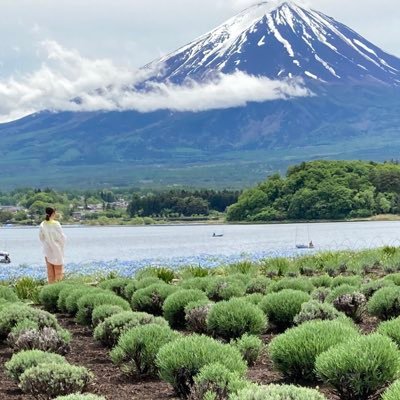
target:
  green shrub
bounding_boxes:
[311,287,331,303]
[315,334,400,400]
[231,334,263,367]
[178,265,209,279]
[91,304,125,327]
[189,362,249,400]
[259,290,310,330]
[19,363,93,399]
[110,323,179,376]
[377,317,400,346]
[384,273,400,285]
[163,289,208,329]
[226,273,252,285]
[310,275,333,288]
[332,292,366,322]
[123,281,138,300]
[0,298,11,311]
[5,349,66,381]
[0,285,19,302]
[156,334,247,398]
[76,292,131,325]
[330,275,362,288]
[268,320,359,381]
[57,285,88,312]
[0,304,59,341]
[207,298,267,340]
[131,283,177,315]
[64,287,100,315]
[14,277,43,303]
[179,277,212,292]
[269,277,314,294]
[98,278,133,298]
[94,311,167,347]
[39,282,73,312]
[135,277,163,289]
[135,267,176,283]
[225,260,257,276]
[382,380,400,400]
[245,277,271,294]
[361,279,395,299]
[185,300,213,334]
[293,300,346,325]
[367,286,400,320]
[8,323,71,354]
[261,257,291,277]
[206,278,246,301]
[230,384,327,400]
[8,320,39,338]
[241,293,264,305]
[325,284,358,303]
[54,395,105,400]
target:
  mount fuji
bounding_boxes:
[1,1,400,188]
[150,1,400,85]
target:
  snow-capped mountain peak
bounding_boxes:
[149,1,400,85]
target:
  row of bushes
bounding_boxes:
[269,319,400,400]
[88,270,400,400]
[0,292,71,353]
[15,259,400,399]
[33,279,333,398]
[5,350,93,399]
[0,286,103,399]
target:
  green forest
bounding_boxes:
[0,188,239,225]
[227,160,400,222]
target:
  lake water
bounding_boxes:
[1,221,400,279]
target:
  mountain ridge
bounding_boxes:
[0,1,400,188]
[148,1,400,85]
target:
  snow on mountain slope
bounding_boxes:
[148,1,400,85]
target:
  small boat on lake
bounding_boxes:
[295,225,314,249]
[296,241,314,249]
[212,233,224,237]
[0,251,11,264]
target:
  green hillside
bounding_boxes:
[0,86,400,189]
[227,160,400,221]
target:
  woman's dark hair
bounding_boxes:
[45,207,56,221]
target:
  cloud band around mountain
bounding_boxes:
[0,40,312,122]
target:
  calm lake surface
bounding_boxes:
[1,221,400,279]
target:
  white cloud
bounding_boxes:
[0,41,311,122]
[80,72,311,113]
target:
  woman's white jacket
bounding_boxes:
[39,220,66,265]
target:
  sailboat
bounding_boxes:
[212,232,224,237]
[0,250,11,263]
[295,226,314,249]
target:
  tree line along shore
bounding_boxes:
[2,160,400,226]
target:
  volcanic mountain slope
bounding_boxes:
[1,0,400,188]
[150,1,400,85]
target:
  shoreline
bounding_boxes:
[3,214,400,229]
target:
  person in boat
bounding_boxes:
[0,251,11,263]
[39,207,66,283]
[309,241,314,248]
[212,233,216,237]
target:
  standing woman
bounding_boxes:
[39,207,66,283]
